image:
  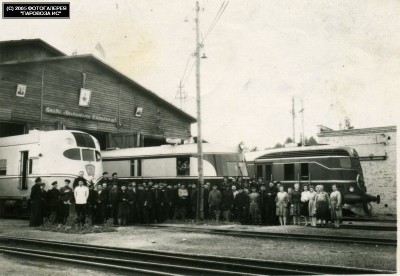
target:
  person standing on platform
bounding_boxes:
[208,184,221,221]
[74,180,89,225]
[118,183,130,225]
[265,182,278,225]
[176,184,189,220]
[315,185,330,227]
[73,171,87,189]
[166,184,175,221]
[46,181,60,223]
[259,184,267,225]
[29,178,45,227]
[95,184,107,224]
[275,185,289,226]
[330,185,343,228]
[308,185,317,227]
[109,183,119,225]
[190,183,198,220]
[300,184,311,226]
[59,179,72,224]
[235,187,249,224]
[248,186,260,225]
[101,183,110,221]
[87,184,97,224]
[137,184,150,223]
[291,183,301,226]
[98,172,110,186]
[203,182,210,219]
[221,185,234,221]
[127,183,137,224]
[110,172,119,187]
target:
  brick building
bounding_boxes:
[0,39,196,149]
[317,125,397,216]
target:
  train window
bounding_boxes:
[339,158,351,168]
[265,164,272,181]
[256,165,263,178]
[72,132,96,148]
[82,149,95,161]
[301,163,309,179]
[63,148,81,160]
[29,159,33,174]
[284,164,295,181]
[0,159,6,175]
[95,151,101,162]
[177,157,190,176]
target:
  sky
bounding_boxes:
[1,0,399,149]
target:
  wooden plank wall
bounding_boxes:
[0,57,193,143]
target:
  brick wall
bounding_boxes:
[318,129,396,217]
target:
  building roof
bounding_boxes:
[0,38,66,56]
[0,40,196,123]
[317,125,397,137]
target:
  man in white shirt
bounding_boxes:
[74,180,89,225]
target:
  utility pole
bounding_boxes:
[175,80,187,110]
[195,0,204,220]
[299,99,305,146]
[291,96,296,143]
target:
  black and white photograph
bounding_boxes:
[0,0,398,275]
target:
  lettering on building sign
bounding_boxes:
[44,106,117,123]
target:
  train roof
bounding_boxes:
[0,130,91,147]
[245,145,357,161]
[102,143,240,159]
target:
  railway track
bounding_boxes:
[0,236,394,275]
[340,224,397,231]
[137,224,397,246]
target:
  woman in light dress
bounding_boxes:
[330,184,343,228]
[300,184,310,226]
[275,185,289,226]
[308,186,317,227]
[315,185,330,227]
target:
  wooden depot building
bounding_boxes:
[0,39,196,149]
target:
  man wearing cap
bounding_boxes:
[203,183,210,219]
[208,184,221,221]
[98,172,110,186]
[29,177,45,227]
[118,183,130,225]
[234,187,249,224]
[221,185,234,221]
[110,172,119,187]
[137,183,151,223]
[109,183,119,225]
[127,183,137,224]
[96,184,108,224]
[87,184,97,224]
[265,182,278,225]
[46,181,60,223]
[74,180,89,225]
[59,179,73,224]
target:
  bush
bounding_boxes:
[39,215,116,234]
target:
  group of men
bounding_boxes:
[29,171,281,227]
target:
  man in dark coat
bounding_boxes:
[259,184,267,225]
[150,183,166,223]
[265,182,278,225]
[100,182,110,221]
[87,184,97,223]
[235,187,249,224]
[110,172,119,187]
[98,172,110,186]
[46,181,60,223]
[137,184,151,223]
[59,179,73,224]
[108,183,119,225]
[190,183,197,220]
[95,184,108,224]
[118,184,130,225]
[203,182,210,219]
[127,183,137,224]
[221,185,234,221]
[29,178,45,227]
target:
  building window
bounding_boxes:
[0,159,6,175]
[284,163,295,181]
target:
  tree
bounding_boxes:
[273,143,284,149]
[284,137,293,144]
[306,136,318,145]
[344,117,354,130]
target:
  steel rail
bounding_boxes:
[136,224,397,246]
[0,236,395,275]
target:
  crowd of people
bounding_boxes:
[29,171,343,228]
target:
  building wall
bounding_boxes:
[0,57,192,147]
[318,129,397,217]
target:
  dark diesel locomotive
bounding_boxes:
[246,145,380,216]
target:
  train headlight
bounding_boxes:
[349,186,355,193]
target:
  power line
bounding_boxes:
[202,1,229,42]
